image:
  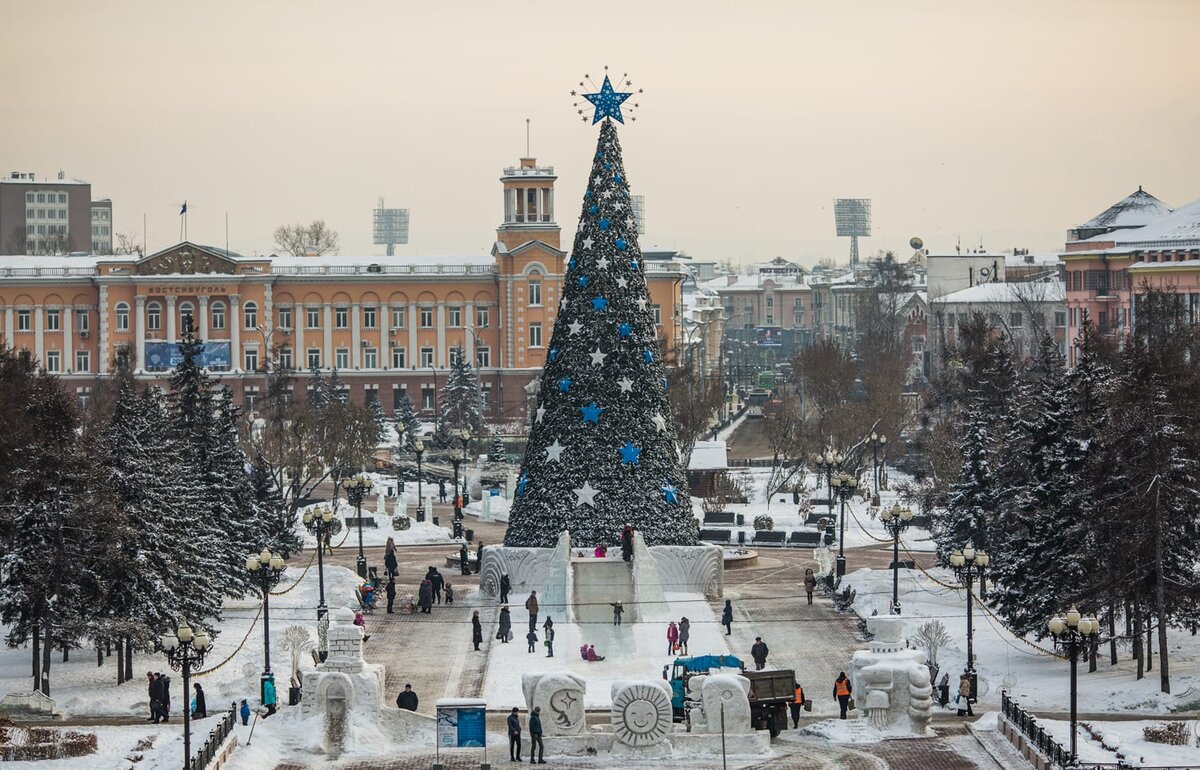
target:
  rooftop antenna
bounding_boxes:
[526,118,531,157]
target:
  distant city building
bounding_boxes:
[0,171,105,255]
[91,199,113,254]
[631,194,646,235]
[931,280,1067,363]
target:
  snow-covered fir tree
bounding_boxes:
[488,429,507,465]
[504,119,697,548]
[436,345,485,446]
[394,388,421,450]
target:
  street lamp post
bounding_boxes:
[246,548,285,701]
[159,622,212,770]
[868,433,887,494]
[393,421,407,503]
[343,476,372,579]
[812,449,844,504]
[879,503,914,614]
[414,438,427,522]
[1048,608,1100,765]
[301,505,337,662]
[949,545,990,692]
[830,471,857,577]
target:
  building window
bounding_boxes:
[76,386,91,410]
[146,302,162,331]
[529,322,542,348]
[244,347,259,372]
[420,308,433,328]
[243,301,258,330]
[1055,311,1067,328]
[448,306,462,327]
[45,309,60,331]
[420,347,434,367]
[25,192,33,203]
[179,301,195,332]
[528,279,542,306]
[363,347,378,368]
[279,346,293,369]
[335,348,349,369]
[392,387,409,410]
[75,350,90,372]
[766,314,774,325]
[364,388,380,409]
[476,306,489,328]
[391,306,406,328]
[307,348,321,369]
[653,305,662,325]
[1009,312,1022,328]
[391,347,406,368]
[278,306,292,330]
[244,387,259,414]
[114,304,129,332]
[363,307,377,329]
[421,387,435,411]
[45,350,61,372]
[335,306,348,329]
[476,347,490,368]
[306,307,320,328]
[211,301,226,330]
[766,297,774,308]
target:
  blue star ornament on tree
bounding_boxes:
[662,482,679,504]
[581,402,604,424]
[619,441,642,465]
[517,474,529,495]
[583,75,633,124]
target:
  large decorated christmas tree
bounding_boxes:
[504,83,697,548]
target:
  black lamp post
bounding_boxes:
[393,421,407,502]
[246,548,285,701]
[868,432,887,494]
[414,438,426,522]
[879,503,914,614]
[1048,608,1100,766]
[449,427,469,519]
[830,470,857,577]
[301,504,337,662]
[343,475,371,579]
[159,621,212,770]
[812,449,844,504]
[949,545,990,697]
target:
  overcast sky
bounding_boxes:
[3,0,1198,265]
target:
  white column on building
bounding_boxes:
[165,295,177,342]
[198,296,209,340]
[97,286,108,374]
[294,303,305,366]
[322,303,333,369]
[4,307,13,350]
[230,295,241,372]
[436,301,447,368]
[351,302,362,369]
[408,305,418,368]
[379,303,389,369]
[464,301,475,363]
[507,188,517,223]
[63,304,73,371]
[134,296,147,371]
[33,304,44,362]
[546,188,554,221]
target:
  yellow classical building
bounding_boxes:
[0,157,685,420]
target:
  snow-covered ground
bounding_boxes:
[482,590,730,709]
[295,497,463,548]
[0,566,364,720]
[1039,716,1200,766]
[841,566,1200,715]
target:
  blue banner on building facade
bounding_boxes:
[144,341,231,371]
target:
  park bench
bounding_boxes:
[788,530,824,547]
[699,528,732,544]
[752,530,788,547]
[344,516,378,529]
[703,511,736,526]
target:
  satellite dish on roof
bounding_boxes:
[909,236,923,250]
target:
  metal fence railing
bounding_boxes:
[189,709,235,770]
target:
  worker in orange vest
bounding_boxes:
[833,672,853,719]
[789,681,807,728]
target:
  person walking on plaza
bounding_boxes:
[610,600,624,626]
[751,637,769,670]
[158,672,172,722]
[667,621,679,655]
[507,706,523,762]
[428,567,445,604]
[438,479,447,503]
[804,568,817,605]
[146,672,157,722]
[721,599,733,636]
[472,610,484,651]
[790,681,806,728]
[476,542,484,575]
[396,684,418,711]
[384,539,398,579]
[621,525,634,562]
[386,577,396,614]
[529,706,546,764]
[445,582,454,605]
[262,676,277,718]
[956,673,975,717]
[498,605,512,643]
[418,578,433,614]
[543,617,555,658]
[239,699,250,726]
[525,590,539,632]
[526,628,539,653]
[833,672,853,719]
[678,617,690,655]
[192,682,207,719]
[500,573,511,604]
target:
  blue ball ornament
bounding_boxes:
[588,204,598,215]
[579,275,589,287]
[615,238,627,251]
[599,218,610,231]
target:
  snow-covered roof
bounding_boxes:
[1129,258,1200,272]
[701,273,810,292]
[1083,197,1200,248]
[1004,252,1061,267]
[270,253,493,268]
[688,440,728,471]
[1078,187,1172,230]
[0,254,103,268]
[932,281,1064,305]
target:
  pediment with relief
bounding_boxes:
[138,244,236,275]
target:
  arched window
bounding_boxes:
[146,301,162,331]
[210,301,226,330]
[528,272,543,306]
[115,302,129,332]
[243,301,258,330]
[179,301,195,333]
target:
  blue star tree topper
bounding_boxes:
[583,75,633,124]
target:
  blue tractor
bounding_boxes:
[663,654,795,737]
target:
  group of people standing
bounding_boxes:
[146,671,208,723]
[665,618,691,656]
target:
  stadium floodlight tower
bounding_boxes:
[834,198,872,265]
[373,197,410,256]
